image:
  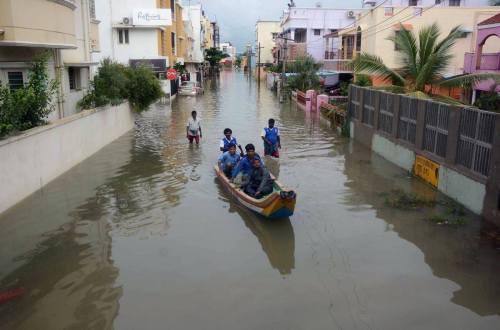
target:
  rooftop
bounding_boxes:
[478,13,500,26]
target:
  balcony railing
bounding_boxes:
[322,59,353,72]
[464,52,500,73]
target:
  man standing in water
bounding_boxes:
[261,118,281,158]
[186,110,202,145]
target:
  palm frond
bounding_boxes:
[436,73,500,88]
[417,23,440,71]
[352,53,405,86]
[388,24,418,77]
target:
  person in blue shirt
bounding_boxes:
[231,144,262,184]
[220,128,244,155]
[261,118,281,158]
[218,143,241,178]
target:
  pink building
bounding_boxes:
[464,13,500,99]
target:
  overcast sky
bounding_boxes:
[194,0,363,52]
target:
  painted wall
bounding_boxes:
[358,7,500,76]
[0,103,135,215]
[185,5,204,63]
[255,21,281,64]
[281,7,357,62]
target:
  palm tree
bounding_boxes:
[352,23,500,95]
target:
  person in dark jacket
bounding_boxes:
[242,158,274,199]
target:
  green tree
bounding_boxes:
[125,65,163,112]
[285,56,321,92]
[204,47,229,68]
[353,23,500,95]
[234,55,243,69]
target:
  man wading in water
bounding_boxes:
[186,110,202,145]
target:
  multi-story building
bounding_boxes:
[330,0,499,80]
[202,16,214,51]
[463,13,500,102]
[184,4,206,78]
[219,42,236,62]
[255,20,281,65]
[0,0,100,119]
[275,4,358,64]
[94,0,170,76]
[211,21,220,48]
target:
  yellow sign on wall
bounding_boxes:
[414,155,440,187]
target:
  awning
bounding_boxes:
[64,62,99,67]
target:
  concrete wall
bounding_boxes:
[0,103,135,215]
[255,21,281,64]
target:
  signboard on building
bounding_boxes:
[129,59,167,73]
[132,9,172,26]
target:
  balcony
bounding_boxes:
[322,59,353,73]
[0,0,76,49]
[464,52,500,74]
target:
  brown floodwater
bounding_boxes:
[1,71,499,330]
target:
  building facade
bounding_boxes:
[0,0,100,120]
[275,5,358,63]
[362,0,492,8]
[336,4,500,81]
[255,20,281,65]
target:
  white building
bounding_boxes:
[219,42,236,61]
[93,0,170,74]
[278,5,359,62]
[255,20,281,65]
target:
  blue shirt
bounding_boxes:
[232,154,262,177]
[219,151,240,170]
[262,127,279,145]
[220,136,238,152]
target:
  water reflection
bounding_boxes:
[215,180,295,275]
[341,140,500,316]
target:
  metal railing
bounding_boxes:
[349,85,499,179]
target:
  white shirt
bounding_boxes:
[187,117,201,132]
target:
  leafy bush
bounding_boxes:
[0,53,58,138]
[474,89,500,112]
[125,65,163,112]
[78,58,162,112]
[354,74,372,87]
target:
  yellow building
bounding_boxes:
[255,20,281,65]
[337,5,500,79]
[157,0,187,68]
[202,16,214,50]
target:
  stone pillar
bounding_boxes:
[317,94,329,110]
[305,90,317,112]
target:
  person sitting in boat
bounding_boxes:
[220,128,244,155]
[231,144,262,185]
[242,158,274,199]
[218,143,241,178]
[261,118,281,158]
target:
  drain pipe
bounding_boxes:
[53,49,65,119]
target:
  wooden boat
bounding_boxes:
[214,165,296,219]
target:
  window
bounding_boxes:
[171,32,176,55]
[271,32,278,40]
[414,7,423,16]
[313,29,321,36]
[435,0,442,4]
[385,7,394,16]
[68,67,81,91]
[118,29,129,44]
[170,0,175,20]
[89,0,96,19]
[409,0,418,5]
[449,0,461,6]
[8,72,24,90]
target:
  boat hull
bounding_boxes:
[214,166,296,219]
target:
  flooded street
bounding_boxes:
[1,71,500,330]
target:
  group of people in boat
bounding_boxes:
[218,121,281,199]
[185,110,281,199]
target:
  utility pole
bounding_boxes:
[246,44,252,77]
[276,35,293,103]
[256,42,264,82]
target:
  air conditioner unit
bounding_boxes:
[122,17,131,25]
[347,11,355,18]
